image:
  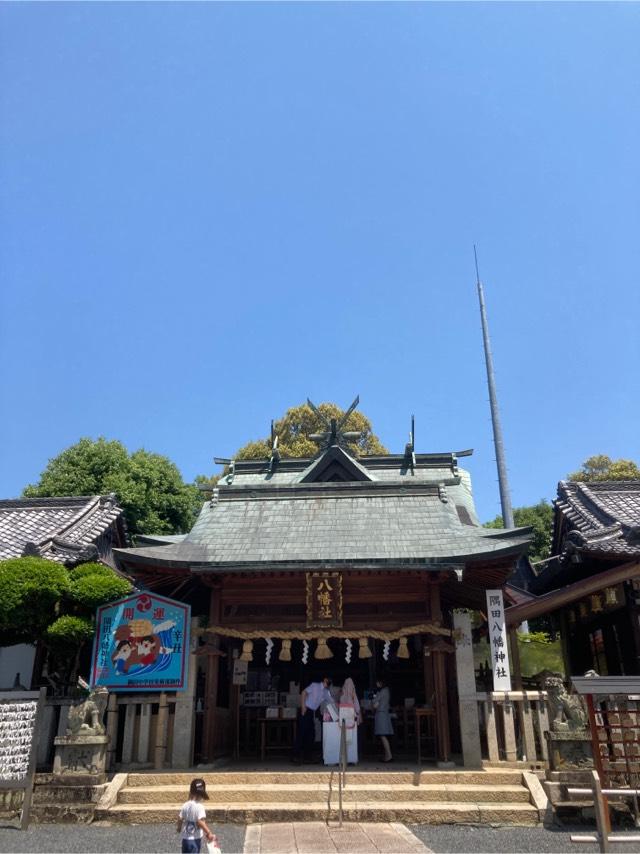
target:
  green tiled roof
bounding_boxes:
[115,446,531,573]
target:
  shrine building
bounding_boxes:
[115,406,532,766]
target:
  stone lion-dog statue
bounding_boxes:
[66,686,109,736]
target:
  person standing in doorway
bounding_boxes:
[292,674,332,763]
[373,677,393,762]
[176,778,216,853]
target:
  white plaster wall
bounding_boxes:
[0,643,35,689]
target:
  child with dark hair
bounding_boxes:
[176,778,216,853]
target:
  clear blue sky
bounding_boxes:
[1,3,638,523]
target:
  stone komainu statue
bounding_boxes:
[66,686,109,736]
[544,675,588,732]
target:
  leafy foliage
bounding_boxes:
[69,562,115,581]
[484,500,553,564]
[197,401,387,487]
[0,557,70,645]
[68,565,131,610]
[0,556,132,683]
[568,455,640,482]
[24,437,201,535]
[46,615,94,650]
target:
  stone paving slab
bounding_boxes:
[243,821,431,853]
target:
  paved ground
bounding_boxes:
[0,821,636,853]
[410,823,635,853]
[0,821,246,853]
[244,822,428,853]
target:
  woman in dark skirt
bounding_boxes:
[373,677,393,762]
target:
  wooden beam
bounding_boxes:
[505,560,640,626]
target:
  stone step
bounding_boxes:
[97,800,539,826]
[33,785,98,805]
[118,782,531,805]
[125,769,525,787]
[31,803,96,824]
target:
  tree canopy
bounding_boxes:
[197,401,387,487]
[484,500,554,564]
[235,401,387,460]
[568,455,640,482]
[0,557,132,683]
[24,438,201,535]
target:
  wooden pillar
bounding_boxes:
[423,580,436,705]
[508,627,523,690]
[430,580,451,764]
[203,583,221,760]
[628,583,640,676]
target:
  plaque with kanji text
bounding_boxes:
[306,572,343,628]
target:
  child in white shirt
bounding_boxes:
[176,778,216,853]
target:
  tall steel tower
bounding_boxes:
[475,247,514,528]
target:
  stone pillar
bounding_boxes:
[171,617,198,768]
[453,609,483,768]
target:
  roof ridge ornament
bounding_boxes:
[269,420,281,473]
[404,414,416,474]
[307,395,363,451]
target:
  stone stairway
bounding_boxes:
[96,769,540,826]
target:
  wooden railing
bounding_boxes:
[475,690,549,764]
[104,691,196,770]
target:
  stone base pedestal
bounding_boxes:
[53,735,108,785]
[545,730,593,772]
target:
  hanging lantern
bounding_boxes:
[397,637,410,659]
[590,595,603,614]
[579,602,588,619]
[239,640,254,662]
[279,639,292,661]
[358,637,372,659]
[315,638,333,659]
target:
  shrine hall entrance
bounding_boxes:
[195,635,460,766]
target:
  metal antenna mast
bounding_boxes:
[475,246,514,528]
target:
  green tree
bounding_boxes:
[24,438,201,535]
[0,557,70,646]
[568,455,640,482]
[0,557,132,684]
[197,401,387,487]
[484,500,554,564]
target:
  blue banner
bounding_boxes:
[90,593,191,692]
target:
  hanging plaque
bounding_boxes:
[306,571,343,628]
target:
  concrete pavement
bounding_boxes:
[0,820,635,853]
[243,821,430,853]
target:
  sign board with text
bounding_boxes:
[91,593,190,692]
[306,571,343,628]
[486,589,512,692]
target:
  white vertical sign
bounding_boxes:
[486,589,512,692]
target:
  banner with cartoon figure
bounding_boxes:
[90,593,191,692]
